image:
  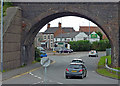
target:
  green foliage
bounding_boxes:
[35,47,42,62]
[91,40,111,51]
[98,56,111,67]
[3,2,13,16]
[96,31,103,40]
[69,40,111,51]
[96,69,120,79]
[35,57,41,62]
[97,56,120,79]
[69,40,91,51]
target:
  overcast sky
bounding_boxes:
[40,16,97,32]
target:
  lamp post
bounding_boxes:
[1,0,3,72]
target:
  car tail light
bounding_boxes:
[79,69,83,72]
[66,68,69,72]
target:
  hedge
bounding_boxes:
[69,40,111,51]
[35,47,42,62]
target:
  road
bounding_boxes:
[3,52,118,84]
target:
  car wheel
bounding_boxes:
[84,72,87,77]
[66,75,68,79]
[89,55,90,57]
[66,75,70,79]
[81,74,84,79]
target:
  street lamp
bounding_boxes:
[1,0,3,72]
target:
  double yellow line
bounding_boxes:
[3,60,56,81]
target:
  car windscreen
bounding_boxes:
[72,60,83,63]
[68,64,82,69]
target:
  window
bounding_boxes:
[71,38,73,41]
[60,38,62,41]
[51,43,53,47]
[84,37,87,40]
[44,35,46,40]
[51,35,53,39]
[65,38,66,41]
[51,39,53,42]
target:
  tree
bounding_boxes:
[96,31,103,40]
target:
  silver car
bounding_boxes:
[65,63,87,79]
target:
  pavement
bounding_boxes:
[2,62,43,81]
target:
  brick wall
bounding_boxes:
[1,7,22,70]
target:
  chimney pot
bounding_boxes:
[47,23,50,28]
[58,22,61,28]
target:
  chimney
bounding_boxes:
[47,23,50,28]
[58,22,61,28]
[79,26,81,32]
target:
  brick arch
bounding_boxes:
[23,11,117,66]
[10,2,119,69]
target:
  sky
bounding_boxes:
[40,16,97,32]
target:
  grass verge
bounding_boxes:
[97,56,120,79]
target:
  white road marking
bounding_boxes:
[29,72,42,79]
[29,72,63,84]
[57,82,63,84]
[29,72,34,76]
[33,82,41,84]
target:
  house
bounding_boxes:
[88,32,100,43]
[54,32,88,48]
[79,26,107,39]
[35,22,75,49]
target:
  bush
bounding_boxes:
[35,57,41,62]
[91,40,111,51]
[69,40,91,51]
[69,40,111,51]
[35,47,42,62]
[3,2,13,16]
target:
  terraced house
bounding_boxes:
[35,22,75,49]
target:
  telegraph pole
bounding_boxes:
[89,21,90,40]
[1,0,3,72]
[88,21,91,51]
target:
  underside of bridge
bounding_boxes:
[2,2,119,70]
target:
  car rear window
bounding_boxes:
[69,64,82,69]
[72,60,83,63]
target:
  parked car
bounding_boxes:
[59,47,73,53]
[71,59,84,64]
[54,47,62,52]
[89,50,98,57]
[65,63,87,79]
[40,51,47,58]
[37,47,45,51]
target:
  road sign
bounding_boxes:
[41,57,50,67]
[91,34,97,38]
